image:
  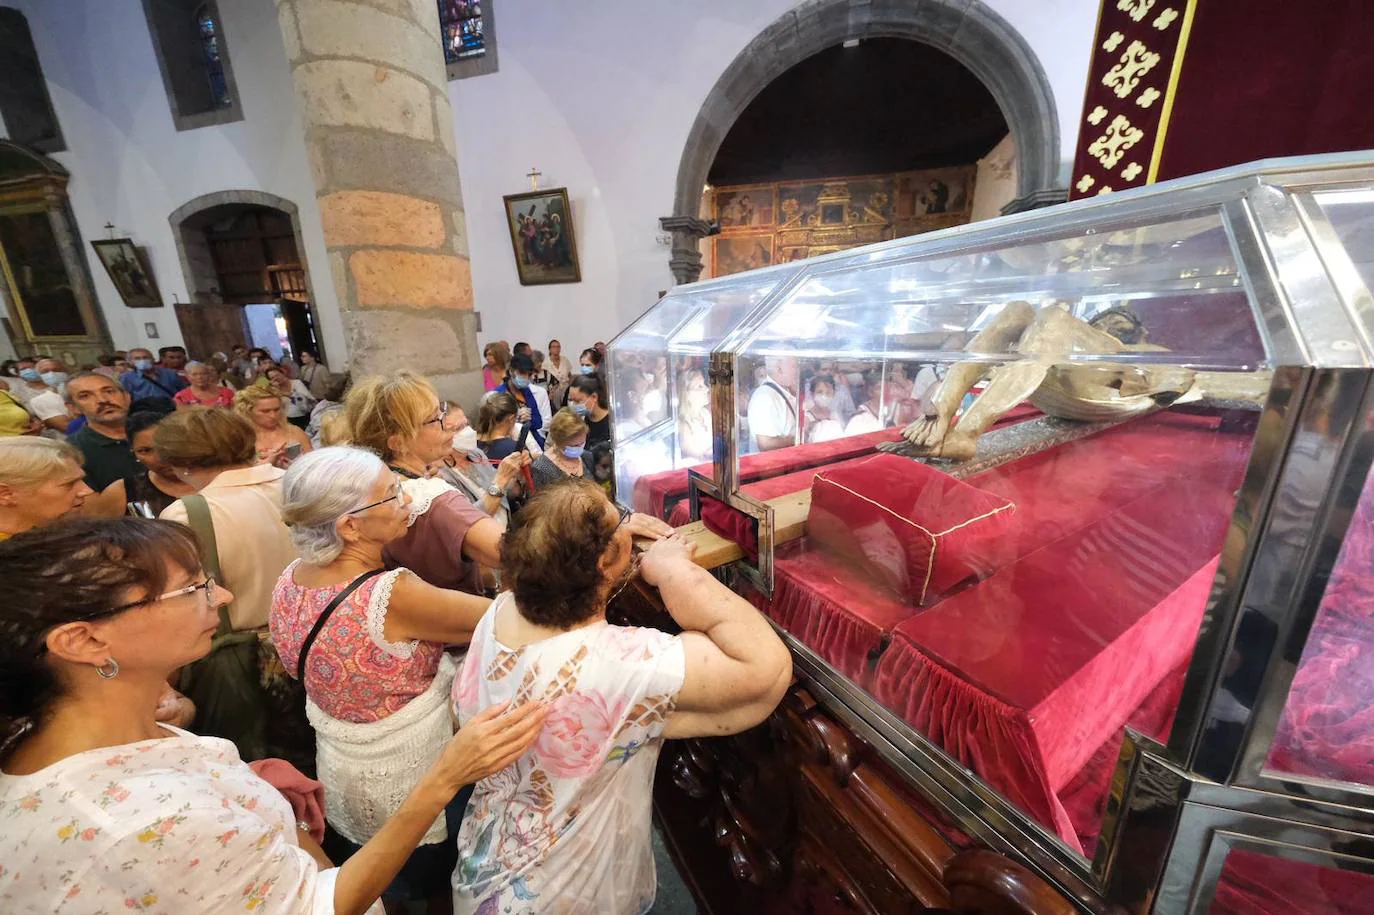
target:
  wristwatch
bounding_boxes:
[486,483,503,498]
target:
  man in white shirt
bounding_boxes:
[14,357,71,435]
[747,356,798,452]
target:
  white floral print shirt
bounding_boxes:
[0,725,379,914]
[451,593,686,915]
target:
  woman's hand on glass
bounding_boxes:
[640,534,697,586]
[432,700,546,791]
[624,512,674,542]
[494,451,531,489]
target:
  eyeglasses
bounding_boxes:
[346,481,403,515]
[614,503,632,530]
[424,401,450,426]
[109,577,217,614]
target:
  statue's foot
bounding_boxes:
[899,414,952,449]
[877,431,977,461]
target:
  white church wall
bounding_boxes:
[7,0,346,366]
[10,0,1097,369]
[450,0,1099,354]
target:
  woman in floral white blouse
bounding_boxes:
[0,517,546,915]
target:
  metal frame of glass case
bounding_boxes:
[607,151,1374,912]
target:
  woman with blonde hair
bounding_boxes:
[0,437,92,538]
[482,341,510,393]
[234,385,312,467]
[345,373,668,594]
[529,408,590,489]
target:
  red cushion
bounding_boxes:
[808,455,1016,604]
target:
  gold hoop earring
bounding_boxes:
[96,658,120,680]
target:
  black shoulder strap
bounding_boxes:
[761,380,797,418]
[297,568,387,680]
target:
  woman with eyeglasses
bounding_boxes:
[270,447,538,913]
[345,372,672,596]
[451,480,793,914]
[0,517,545,915]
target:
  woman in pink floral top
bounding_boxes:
[273,446,507,912]
[451,480,794,914]
[0,517,545,915]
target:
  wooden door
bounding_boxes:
[174,302,248,360]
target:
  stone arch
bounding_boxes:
[169,189,328,362]
[663,0,1065,282]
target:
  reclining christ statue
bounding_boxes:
[883,301,1267,461]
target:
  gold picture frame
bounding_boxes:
[502,187,581,286]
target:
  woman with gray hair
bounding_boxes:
[270,445,505,912]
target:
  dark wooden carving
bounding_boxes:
[612,580,1075,915]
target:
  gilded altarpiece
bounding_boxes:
[709,165,977,278]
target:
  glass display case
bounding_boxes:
[607,152,1374,912]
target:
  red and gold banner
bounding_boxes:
[1069,0,1196,200]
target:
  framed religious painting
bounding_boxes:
[503,187,581,285]
[91,238,162,307]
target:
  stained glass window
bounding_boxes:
[438,0,486,64]
[196,5,231,109]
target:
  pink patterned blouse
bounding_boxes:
[270,561,444,723]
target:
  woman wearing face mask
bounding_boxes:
[567,374,612,448]
[437,402,531,526]
[494,353,552,449]
[804,373,845,444]
[529,409,591,489]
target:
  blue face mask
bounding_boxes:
[570,402,589,417]
[579,365,595,375]
[18,368,40,382]
[40,370,68,388]
[512,375,531,390]
[562,445,585,460]
[133,358,154,372]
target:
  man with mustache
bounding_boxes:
[65,372,140,511]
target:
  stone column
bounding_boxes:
[660,216,711,285]
[275,0,480,401]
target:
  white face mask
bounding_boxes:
[452,426,479,452]
[812,393,834,409]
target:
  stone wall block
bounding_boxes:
[346,308,473,377]
[295,59,433,141]
[278,1,303,61]
[319,190,446,248]
[351,250,473,308]
[317,131,462,205]
[350,0,441,39]
[296,0,445,91]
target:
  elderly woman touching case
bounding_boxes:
[451,480,792,914]
[271,447,533,911]
[0,518,545,915]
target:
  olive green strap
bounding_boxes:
[181,494,234,637]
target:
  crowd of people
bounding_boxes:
[0,335,792,915]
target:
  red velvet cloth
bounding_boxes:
[633,428,903,519]
[1266,461,1374,787]
[761,412,1253,851]
[1212,849,1374,915]
[699,495,760,563]
[639,404,1043,521]
[809,455,1017,605]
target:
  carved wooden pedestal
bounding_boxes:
[615,582,1076,915]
